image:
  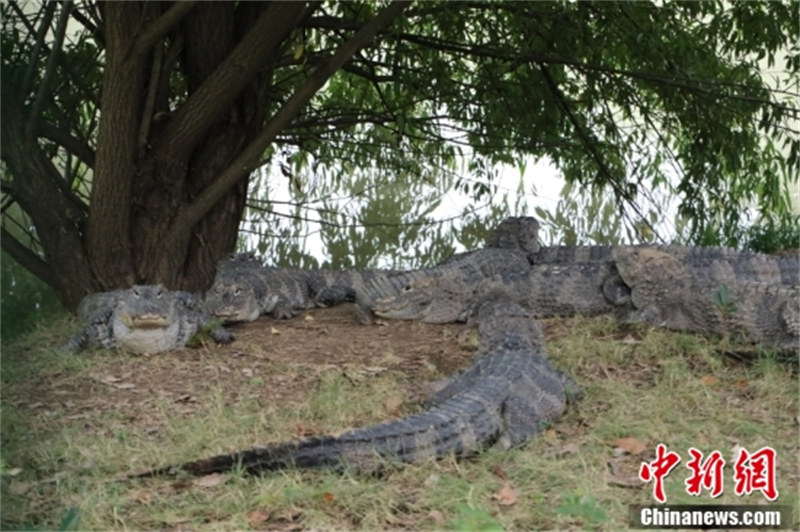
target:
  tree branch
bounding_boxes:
[70,3,104,44]
[153,1,316,163]
[36,120,96,168]
[131,1,198,60]
[1,227,57,288]
[18,0,56,98]
[537,63,664,243]
[2,88,96,307]
[138,41,163,154]
[175,0,412,235]
[26,0,72,140]
[303,15,362,31]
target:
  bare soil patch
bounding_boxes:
[4,305,478,436]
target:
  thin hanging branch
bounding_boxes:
[138,40,164,154]
[537,63,664,243]
[18,0,57,98]
[26,1,73,140]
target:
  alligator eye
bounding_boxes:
[402,284,412,292]
[132,287,141,298]
[156,287,165,298]
[234,287,241,295]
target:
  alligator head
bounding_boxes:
[369,277,474,324]
[204,281,262,323]
[112,285,186,354]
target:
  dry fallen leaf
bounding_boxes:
[130,490,152,504]
[192,473,228,488]
[304,314,315,321]
[246,508,271,528]
[492,482,518,506]
[558,442,581,456]
[270,327,280,335]
[166,479,193,494]
[8,479,32,495]
[293,422,321,438]
[322,491,336,502]
[607,474,642,489]
[490,464,508,480]
[423,473,440,487]
[428,509,445,525]
[613,437,647,455]
[269,508,304,532]
[700,375,718,386]
[607,456,644,489]
[383,394,405,414]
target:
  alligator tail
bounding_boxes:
[134,395,500,477]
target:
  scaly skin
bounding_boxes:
[360,243,799,325]
[355,248,532,323]
[66,285,234,354]
[362,260,629,324]
[486,216,541,255]
[613,247,800,352]
[205,253,397,322]
[133,297,580,477]
[531,245,799,286]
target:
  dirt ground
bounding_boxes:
[5,304,492,435]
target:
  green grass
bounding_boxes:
[1,314,797,531]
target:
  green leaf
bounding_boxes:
[58,508,81,531]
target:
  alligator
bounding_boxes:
[133,295,580,477]
[484,215,799,288]
[362,263,630,324]
[204,253,399,322]
[204,217,544,324]
[66,285,234,354]
[612,247,800,352]
[530,245,800,286]
[358,240,799,324]
[355,247,533,324]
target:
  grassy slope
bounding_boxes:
[1,313,797,531]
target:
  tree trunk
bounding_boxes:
[87,1,148,288]
[1,0,407,311]
[129,2,272,292]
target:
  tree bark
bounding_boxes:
[87,1,150,288]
